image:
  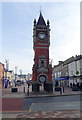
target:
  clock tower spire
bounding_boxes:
[37,12,46,25]
[32,12,53,93]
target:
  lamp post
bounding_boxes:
[5,59,9,79]
[4,59,9,88]
[15,66,17,86]
[20,69,22,81]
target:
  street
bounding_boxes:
[2,93,82,118]
[17,95,82,118]
[23,95,81,111]
[2,84,82,118]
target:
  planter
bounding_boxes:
[11,88,18,92]
[55,87,61,91]
[72,87,79,91]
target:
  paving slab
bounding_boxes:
[2,92,25,98]
[16,110,82,118]
[2,98,24,111]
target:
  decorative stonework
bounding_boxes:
[37,68,48,73]
[32,12,53,92]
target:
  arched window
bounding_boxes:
[41,61,44,67]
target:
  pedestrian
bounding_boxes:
[73,83,75,86]
[62,83,64,93]
[4,79,8,88]
[9,80,11,86]
[27,82,30,96]
[23,86,25,93]
[70,83,72,88]
[28,82,30,88]
[27,87,29,96]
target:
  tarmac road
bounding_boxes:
[23,94,81,111]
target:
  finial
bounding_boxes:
[40,5,42,14]
[34,19,36,26]
[47,19,49,26]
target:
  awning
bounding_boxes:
[54,76,69,80]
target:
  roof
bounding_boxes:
[53,55,82,67]
[63,56,75,65]
[0,62,4,65]
[74,55,82,61]
[37,12,46,25]
[18,74,27,77]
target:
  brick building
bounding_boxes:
[0,62,4,86]
[32,12,53,92]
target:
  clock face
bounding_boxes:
[38,33,46,39]
[39,76,46,83]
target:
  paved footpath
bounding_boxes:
[2,98,24,111]
[2,110,82,118]
[16,110,82,118]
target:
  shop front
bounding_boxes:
[54,76,69,87]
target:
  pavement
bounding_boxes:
[2,84,81,98]
[27,86,81,98]
[16,110,81,118]
[1,84,82,119]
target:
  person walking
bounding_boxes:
[27,82,30,96]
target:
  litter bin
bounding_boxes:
[55,87,61,91]
[11,88,18,92]
[72,86,79,91]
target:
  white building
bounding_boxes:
[53,55,82,87]
[68,55,82,86]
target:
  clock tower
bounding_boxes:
[32,12,53,92]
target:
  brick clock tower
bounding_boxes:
[32,12,53,93]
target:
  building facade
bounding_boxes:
[53,55,82,87]
[32,12,53,92]
[68,55,82,87]
[0,62,4,86]
[52,61,63,86]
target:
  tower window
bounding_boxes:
[41,61,44,67]
[38,59,46,68]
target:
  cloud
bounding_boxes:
[2,2,80,73]
[2,51,34,74]
[48,2,80,65]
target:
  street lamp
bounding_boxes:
[14,66,17,86]
[5,59,9,79]
[20,69,22,81]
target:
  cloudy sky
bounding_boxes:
[1,1,80,74]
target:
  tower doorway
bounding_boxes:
[38,75,47,91]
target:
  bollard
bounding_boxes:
[60,88,62,94]
[23,87,25,93]
[63,87,64,93]
[27,87,29,96]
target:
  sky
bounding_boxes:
[0,1,80,74]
